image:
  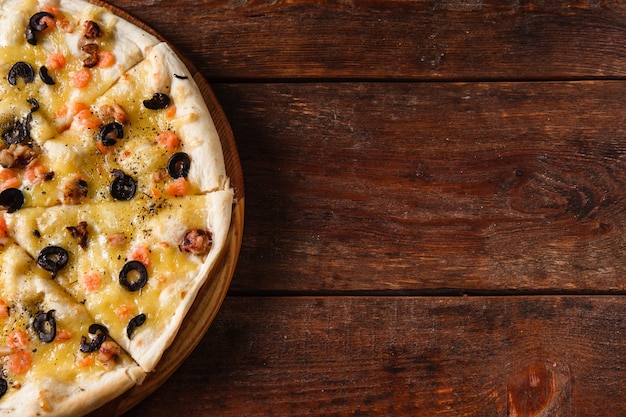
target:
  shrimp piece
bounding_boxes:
[166,177,189,197]
[6,350,32,374]
[71,69,91,89]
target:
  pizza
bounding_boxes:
[0,0,234,415]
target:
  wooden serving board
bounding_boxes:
[82,1,245,415]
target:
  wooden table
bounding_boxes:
[111,1,626,415]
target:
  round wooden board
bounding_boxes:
[80,1,245,416]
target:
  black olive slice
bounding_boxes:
[173,73,188,80]
[0,188,24,213]
[37,246,68,275]
[33,310,56,343]
[79,334,104,353]
[167,152,191,179]
[26,11,55,45]
[143,93,170,110]
[0,378,7,399]
[88,323,108,335]
[79,323,108,353]
[25,26,36,45]
[110,169,137,200]
[8,62,35,86]
[27,98,40,113]
[126,313,146,339]
[30,11,55,32]
[98,122,123,146]
[119,260,148,292]
[2,119,29,145]
[39,66,55,85]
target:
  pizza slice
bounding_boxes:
[5,190,233,372]
[0,240,145,416]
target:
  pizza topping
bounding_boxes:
[25,160,53,184]
[55,329,73,342]
[126,313,146,339]
[74,107,102,130]
[37,246,69,275]
[27,98,40,113]
[182,229,212,256]
[143,93,171,110]
[79,335,105,354]
[98,122,124,146]
[2,120,28,146]
[62,176,89,204]
[70,68,91,89]
[66,221,88,249]
[7,62,35,86]
[96,340,121,368]
[1,101,38,150]
[6,350,32,375]
[46,53,66,70]
[0,188,24,213]
[3,118,32,146]
[167,152,191,179]
[81,43,100,68]
[7,329,29,350]
[0,144,39,169]
[0,169,20,191]
[119,260,148,292]
[129,245,150,267]
[106,232,127,247]
[0,378,7,399]
[79,324,107,353]
[110,169,137,200]
[82,272,102,292]
[26,11,55,45]
[97,51,116,69]
[38,65,55,85]
[156,130,180,149]
[39,66,55,85]
[0,300,8,320]
[33,310,56,343]
[99,103,128,124]
[166,177,189,197]
[83,20,103,39]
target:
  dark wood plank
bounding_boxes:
[108,0,626,80]
[125,295,626,416]
[213,81,626,293]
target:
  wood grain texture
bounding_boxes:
[125,296,626,416]
[212,81,626,293]
[105,0,626,81]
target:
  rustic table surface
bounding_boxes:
[108,1,626,415]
